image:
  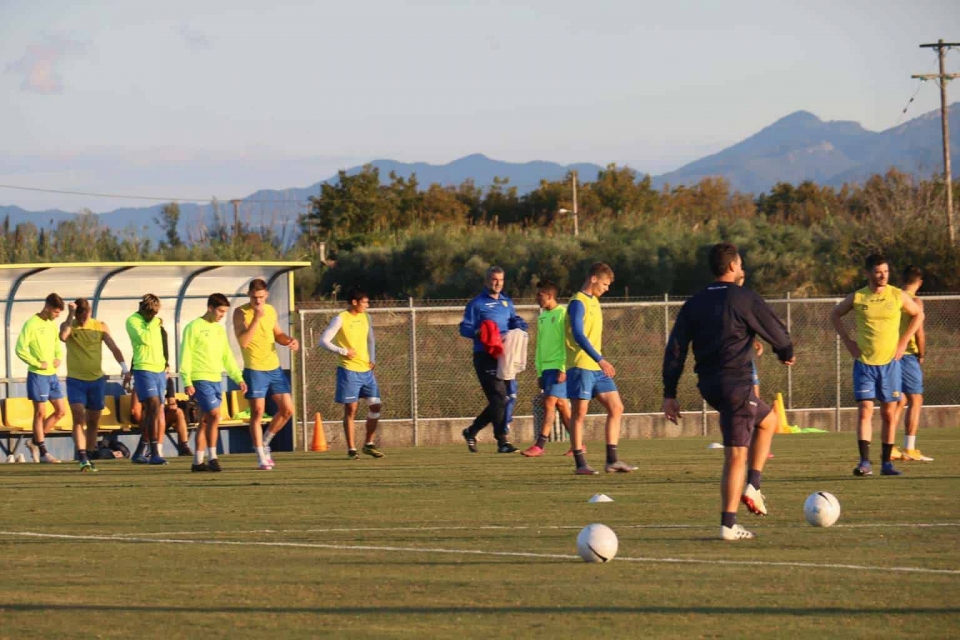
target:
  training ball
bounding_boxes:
[576,523,618,563]
[804,491,841,527]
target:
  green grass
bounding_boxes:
[2,429,959,639]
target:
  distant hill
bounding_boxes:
[654,104,960,193]
[1,105,957,242]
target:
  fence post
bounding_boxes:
[835,331,842,432]
[786,292,792,409]
[299,310,309,451]
[409,297,419,447]
[663,293,670,346]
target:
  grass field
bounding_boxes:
[2,429,959,639]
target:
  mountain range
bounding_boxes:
[2,104,957,243]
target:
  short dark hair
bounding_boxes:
[138,294,160,315]
[74,297,91,315]
[709,243,739,276]
[45,293,64,310]
[346,287,368,304]
[864,254,889,271]
[248,278,268,294]
[537,279,559,298]
[207,293,230,308]
[588,263,614,279]
[902,265,923,285]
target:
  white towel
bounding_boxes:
[497,329,529,380]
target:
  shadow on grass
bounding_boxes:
[2,603,959,616]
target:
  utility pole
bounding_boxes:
[229,199,241,240]
[913,39,960,244]
[571,169,579,237]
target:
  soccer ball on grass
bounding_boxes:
[576,523,618,563]
[803,491,841,527]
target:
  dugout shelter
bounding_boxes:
[0,261,310,460]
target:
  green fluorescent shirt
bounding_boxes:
[15,314,62,375]
[179,317,244,386]
[535,305,567,375]
[125,313,166,373]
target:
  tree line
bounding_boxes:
[3,165,958,298]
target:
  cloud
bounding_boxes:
[178,25,212,52]
[6,35,89,94]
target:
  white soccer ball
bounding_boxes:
[576,523,618,563]
[804,491,841,527]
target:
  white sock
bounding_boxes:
[263,432,275,447]
[207,446,218,461]
[157,442,164,456]
[194,450,205,465]
[904,435,916,450]
[255,446,267,463]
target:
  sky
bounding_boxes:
[1,0,958,212]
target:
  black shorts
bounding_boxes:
[698,380,772,447]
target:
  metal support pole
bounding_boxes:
[663,293,670,345]
[786,292,792,409]
[409,298,419,446]
[835,332,842,432]
[299,310,309,451]
[702,399,708,436]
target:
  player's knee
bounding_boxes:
[609,398,624,417]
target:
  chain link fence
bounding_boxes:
[295,295,960,447]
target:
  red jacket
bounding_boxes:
[479,319,504,359]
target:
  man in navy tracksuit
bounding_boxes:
[662,243,795,541]
[459,266,528,453]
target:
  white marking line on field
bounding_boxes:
[105,521,960,538]
[2,530,958,576]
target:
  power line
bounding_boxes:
[0,183,312,204]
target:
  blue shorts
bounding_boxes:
[243,367,291,399]
[900,354,924,395]
[335,368,380,404]
[192,380,223,413]
[540,369,568,399]
[751,362,760,387]
[133,370,167,400]
[66,376,107,410]
[853,360,902,404]
[565,367,617,401]
[27,372,63,402]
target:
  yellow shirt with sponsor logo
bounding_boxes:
[854,285,903,365]
[66,318,107,381]
[333,310,372,372]
[565,291,603,371]
[239,303,280,371]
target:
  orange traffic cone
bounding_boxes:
[310,412,328,452]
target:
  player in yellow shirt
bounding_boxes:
[892,266,933,462]
[565,263,636,475]
[831,254,923,477]
[318,287,385,459]
[233,278,299,470]
[15,293,67,464]
[59,297,128,472]
[181,293,247,473]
